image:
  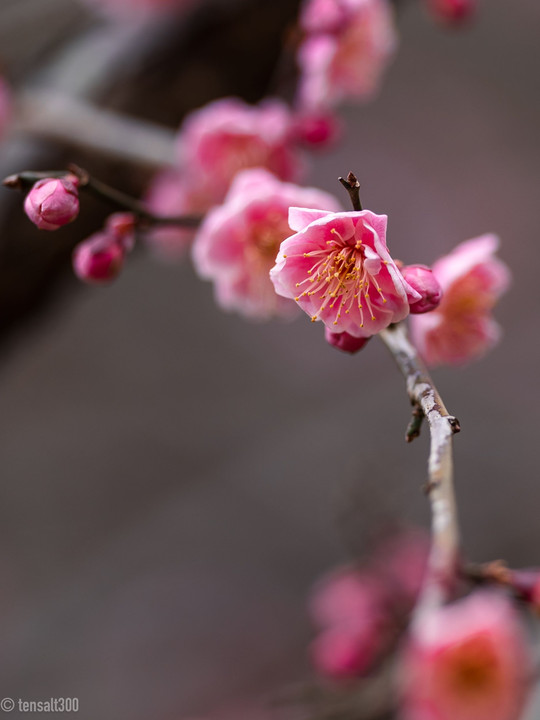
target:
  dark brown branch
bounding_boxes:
[339,171,363,211]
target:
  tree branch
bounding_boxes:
[379,322,461,615]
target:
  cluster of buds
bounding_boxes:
[72,213,136,285]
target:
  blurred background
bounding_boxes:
[0,0,538,718]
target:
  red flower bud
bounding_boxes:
[24,177,79,231]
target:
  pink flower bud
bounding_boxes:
[291,111,341,148]
[325,329,370,354]
[24,177,80,231]
[426,0,476,25]
[310,626,379,680]
[72,232,125,285]
[401,264,443,314]
[105,212,136,251]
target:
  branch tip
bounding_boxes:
[338,172,363,211]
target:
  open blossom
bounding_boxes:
[297,0,398,110]
[192,169,341,319]
[399,592,531,720]
[271,208,421,337]
[24,176,80,231]
[177,99,302,206]
[410,234,511,366]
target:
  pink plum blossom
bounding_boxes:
[144,169,206,259]
[401,264,443,314]
[399,592,531,720]
[270,208,421,337]
[24,176,80,231]
[192,169,341,319]
[297,0,398,110]
[410,234,511,366]
[177,98,302,206]
[299,0,350,34]
[309,566,390,679]
[290,110,342,149]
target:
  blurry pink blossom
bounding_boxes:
[410,234,511,366]
[73,213,135,285]
[299,0,350,34]
[24,176,80,231]
[144,170,206,259]
[73,233,126,284]
[271,208,421,337]
[192,168,341,319]
[290,110,342,148]
[373,528,429,605]
[401,264,443,314]
[399,592,531,720]
[177,98,302,205]
[0,76,12,140]
[309,566,390,679]
[425,0,476,25]
[297,0,398,110]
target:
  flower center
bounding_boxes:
[292,226,387,327]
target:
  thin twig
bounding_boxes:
[338,172,363,211]
[2,166,203,229]
[380,322,461,615]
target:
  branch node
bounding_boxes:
[405,404,424,443]
[448,416,461,434]
[338,172,363,211]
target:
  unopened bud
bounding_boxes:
[426,0,476,25]
[24,177,79,231]
[291,111,341,148]
[402,264,443,314]
[325,328,370,354]
[105,212,137,251]
[72,232,125,285]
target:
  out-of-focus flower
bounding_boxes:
[290,110,342,148]
[401,264,443,315]
[299,0,350,35]
[410,234,511,366]
[24,176,80,231]
[325,328,370,353]
[192,168,341,319]
[81,0,195,18]
[373,528,429,605]
[271,208,421,337]
[309,566,390,679]
[399,592,531,720]
[425,0,476,25]
[72,212,135,285]
[0,76,12,140]
[297,0,398,110]
[144,170,206,260]
[177,99,302,206]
